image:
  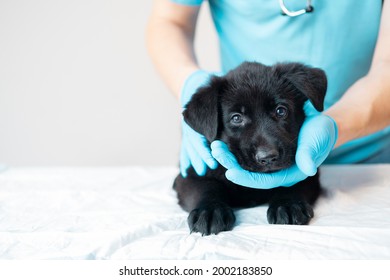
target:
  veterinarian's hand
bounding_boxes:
[296,104,338,176]
[211,111,338,188]
[180,70,219,177]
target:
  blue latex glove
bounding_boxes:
[180,70,219,177]
[210,104,338,188]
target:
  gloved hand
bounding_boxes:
[180,70,219,177]
[210,104,338,188]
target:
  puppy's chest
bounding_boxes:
[205,166,273,207]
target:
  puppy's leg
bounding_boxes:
[173,174,236,235]
[266,174,321,225]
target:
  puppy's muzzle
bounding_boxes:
[255,148,279,166]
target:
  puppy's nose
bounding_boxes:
[255,148,279,165]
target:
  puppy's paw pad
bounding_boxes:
[188,203,236,235]
[267,200,313,225]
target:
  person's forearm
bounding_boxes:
[146,1,201,98]
[325,62,390,147]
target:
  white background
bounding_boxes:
[0,0,219,166]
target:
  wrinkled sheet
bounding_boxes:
[0,165,389,260]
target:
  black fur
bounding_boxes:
[174,62,327,235]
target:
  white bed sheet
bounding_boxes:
[0,165,389,260]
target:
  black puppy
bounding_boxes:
[173,62,327,235]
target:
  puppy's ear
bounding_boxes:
[183,76,224,142]
[276,63,327,112]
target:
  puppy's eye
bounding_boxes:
[231,113,243,124]
[275,105,288,118]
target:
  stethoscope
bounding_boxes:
[279,0,314,17]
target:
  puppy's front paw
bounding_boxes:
[188,203,236,235]
[267,199,314,225]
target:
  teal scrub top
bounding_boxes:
[172,0,390,163]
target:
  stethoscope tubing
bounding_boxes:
[279,0,314,17]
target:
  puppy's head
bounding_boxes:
[183,62,327,173]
